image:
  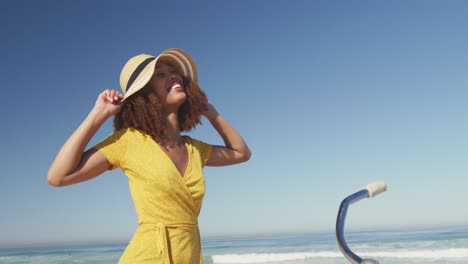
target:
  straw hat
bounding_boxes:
[119,48,198,100]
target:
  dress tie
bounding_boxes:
[141,221,198,264]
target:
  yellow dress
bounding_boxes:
[94,128,212,264]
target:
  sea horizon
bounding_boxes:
[1,225,467,264]
[2,224,465,249]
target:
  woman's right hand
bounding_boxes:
[94,89,124,118]
[47,89,123,187]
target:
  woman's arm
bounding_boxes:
[203,104,251,166]
[47,90,123,187]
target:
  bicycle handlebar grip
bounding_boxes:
[365,181,387,198]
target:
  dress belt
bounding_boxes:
[140,222,198,264]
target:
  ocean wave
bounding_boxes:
[212,251,343,263]
[362,248,468,259]
[211,248,468,263]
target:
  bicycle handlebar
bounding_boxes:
[336,181,387,264]
[365,181,387,198]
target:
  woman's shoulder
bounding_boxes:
[109,127,148,141]
[114,127,145,135]
[182,135,211,149]
[182,136,212,163]
[182,135,197,144]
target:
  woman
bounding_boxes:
[47,48,251,263]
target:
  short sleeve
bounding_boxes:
[189,137,212,166]
[93,129,128,170]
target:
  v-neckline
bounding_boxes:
[154,136,191,178]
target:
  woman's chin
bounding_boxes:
[166,93,187,106]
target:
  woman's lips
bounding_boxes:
[168,83,183,93]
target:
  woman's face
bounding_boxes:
[149,60,187,109]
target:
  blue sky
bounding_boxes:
[1,0,468,247]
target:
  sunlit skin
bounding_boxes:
[150,60,187,111]
[146,61,190,173]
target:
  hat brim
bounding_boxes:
[121,48,198,101]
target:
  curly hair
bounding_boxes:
[113,77,208,142]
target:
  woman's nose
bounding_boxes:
[169,73,181,83]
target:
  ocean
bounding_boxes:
[1,226,467,264]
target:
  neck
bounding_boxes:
[161,111,182,144]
